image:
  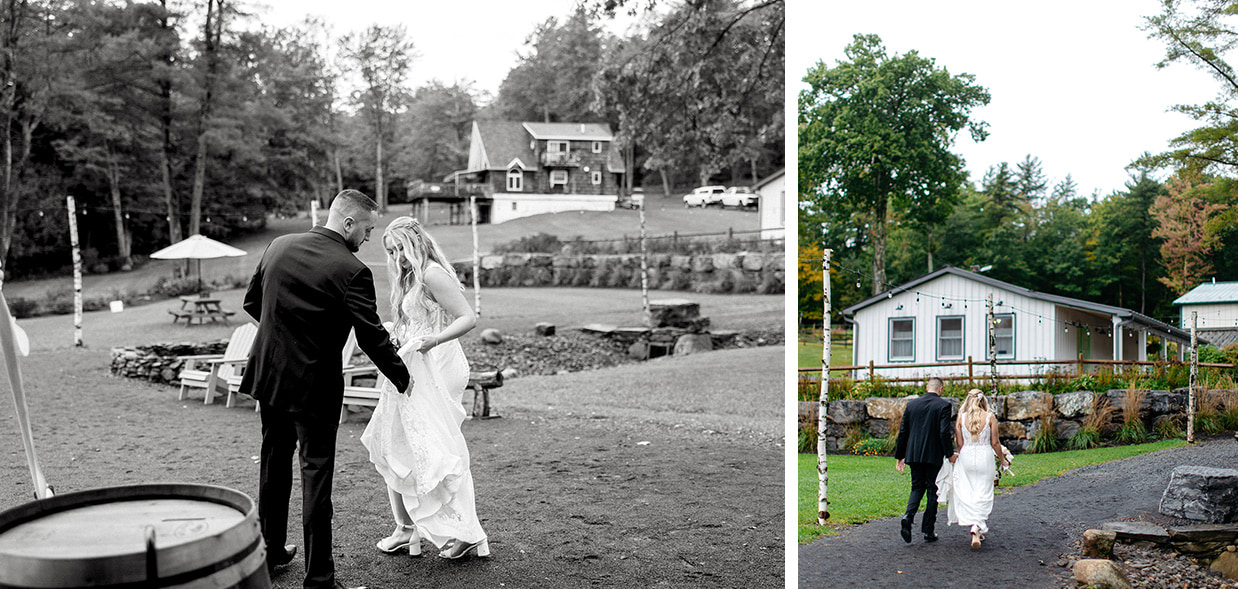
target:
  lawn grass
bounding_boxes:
[797,338,850,371]
[796,438,1187,544]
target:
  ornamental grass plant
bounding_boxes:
[1068,394,1117,450]
[1027,414,1059,454]
[1115,384,1149,444]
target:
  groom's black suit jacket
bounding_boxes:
[894,392,954,465]
[239,226,409,415]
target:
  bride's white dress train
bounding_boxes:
[360,279,486,548]
[948,421,996,535]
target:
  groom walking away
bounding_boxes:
[239,189,410,589]
[894,377,956,544]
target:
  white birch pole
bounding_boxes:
[1187,311,1197,444]
[310,199,320,227]
[66,196,83,347]
[470,196,482,317]
[988,294,998,396]
[639,196,651,327]
[817,249,832,524]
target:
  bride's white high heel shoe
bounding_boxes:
[377,524,422,556]
[438,538,490,559]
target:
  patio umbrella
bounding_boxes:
[149,234,247,292]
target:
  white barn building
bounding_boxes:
[1173,279,1238,347]
[841,266,1196,382]
[754,168,785,240]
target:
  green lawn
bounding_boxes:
[796,439,1187,544]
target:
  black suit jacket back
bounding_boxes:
[238,227,409,416]
[894,393,954,464]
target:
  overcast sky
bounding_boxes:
[789,0,1224,198]
[255,0,643,101]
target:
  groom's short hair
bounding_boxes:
[330,189,378,217]
[926,377,944,393]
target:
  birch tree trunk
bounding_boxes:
[817,249,832,524]
[1187,312,1197,444]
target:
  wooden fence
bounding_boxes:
[797,355,1238,387]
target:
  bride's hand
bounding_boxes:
[407,335,438,353]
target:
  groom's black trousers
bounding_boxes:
[904,461,942,533]
[259,401,340,589]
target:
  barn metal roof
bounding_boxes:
[1173,281,1238,305]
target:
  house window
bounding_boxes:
[548,140,569,154]
[592,141,603,153]
[889,317,915,362]
[506,169,523,192]
[987,313,1015,359]
[591,170,602,185]
[937,316,964,360]
[550,170,568,187]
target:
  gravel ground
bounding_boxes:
[799,436,1238,588]
[1,344,783,589]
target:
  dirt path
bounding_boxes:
[0,346,783,589]
[799,438,1237,588]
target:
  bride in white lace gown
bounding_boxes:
[359,216,489,560]
[948,389,1009,550]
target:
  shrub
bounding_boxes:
[852,436,894,457]
[493,232,562,254]
[1067,428,1101,450]
[798,412,818,454]
[842,424,864,451]
[1069,374,1099,392]
[1153,415,1183,440]
[1027,415,1059,454]
[7,297,38,319]
[1115,421,1148,444]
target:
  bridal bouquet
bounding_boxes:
[993,445,1015,485]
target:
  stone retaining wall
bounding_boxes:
[109,341,229,385]
[800,389,1238,453]
[451,251,784,294]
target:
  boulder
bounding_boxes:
[1005,390,1054,420]
[1211,550,1238,581]
[649,299,702,328]
[1055,391,1094,419]
[741,254,765,272]
[1055,420,1081,441]
[866,397,910,420]
[1105,389,1152,414]
[673,334,713,356]
[1081,529,1116,559]
[627,340,649,360]
[711,252,738,269]
[534,322,556,336]
[1168,524,1238,555]
[1072,559,1130,589]
[988,395,1006,420]
[867,418,891,438]
[1159,466,1238,523]
[1100,521,1171,545]
[827,400,867,425]
[998,421,1028,440]
[1147,390,1184,416]
[798,401,819,424]
[479,328,504,345]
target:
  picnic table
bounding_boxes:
[168,296,236,326]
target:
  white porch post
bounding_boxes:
[1138,330,1147,362]
[1112,316,1122,361]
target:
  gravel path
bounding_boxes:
[799,437,1238,588]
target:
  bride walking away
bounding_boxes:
[949,389,1009,550]
[360,216,489,560]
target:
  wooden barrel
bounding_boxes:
[0,483,270,589]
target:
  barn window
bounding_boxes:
[550,170,569,187]
[506,168,523,191]
[591,170,602,185]
[936,316,964,360]
[592,141,603,153]
[987,313,1015,359]
[889,317,915,362]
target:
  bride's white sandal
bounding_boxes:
[439,538,490,559]
[377,524,422,556]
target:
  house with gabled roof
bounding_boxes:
[446,120,626,224]
[1173,279,1238,347]
[841,266,1198,382]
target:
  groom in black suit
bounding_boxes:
[240,189,410,589]
[894,377,956,543]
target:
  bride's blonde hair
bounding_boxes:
[960,389,991,442]
[382,217,457,335]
